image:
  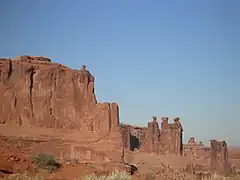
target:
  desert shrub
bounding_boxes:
[82,171,132,180]
[30,153,59,172]
[8,172,43,180]
[83,174,107,180]
[107,171,132,180]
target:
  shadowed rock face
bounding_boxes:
[119,124,147,151]
[0,56,119,135]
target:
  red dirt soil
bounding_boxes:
[0,132,141,180]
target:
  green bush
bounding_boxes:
[30,153,59,172]
[8,172,43,180]
[83,171,132,180]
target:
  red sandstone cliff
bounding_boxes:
[0,56,119,136]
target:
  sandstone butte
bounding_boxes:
[0,55,238,178]
[0,55,119,133]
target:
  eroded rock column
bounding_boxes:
[141,117,160,153]
[210,140,232,176]
[110,103,119,131]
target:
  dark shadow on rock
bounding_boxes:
[129,164,138,175]
[130,134,139,151]
[0,169,13,174]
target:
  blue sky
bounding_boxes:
[1,0,239,146]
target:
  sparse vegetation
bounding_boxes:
[82,171,132,180]
[30,153,59,172]
[8,172,43,180]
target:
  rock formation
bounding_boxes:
[0,56,119,136]
[210,140,232,176]
[120,124,131,150]
[188,137,198,145]
[138,117,183,155]
[0,56,236,178]
[140,117,161,153]
[119,117,184,156]
[183,137,209,160]
[159,117,183,155]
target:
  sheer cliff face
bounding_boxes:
[0,56,119,134]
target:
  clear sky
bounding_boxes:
[0,0,239,146]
